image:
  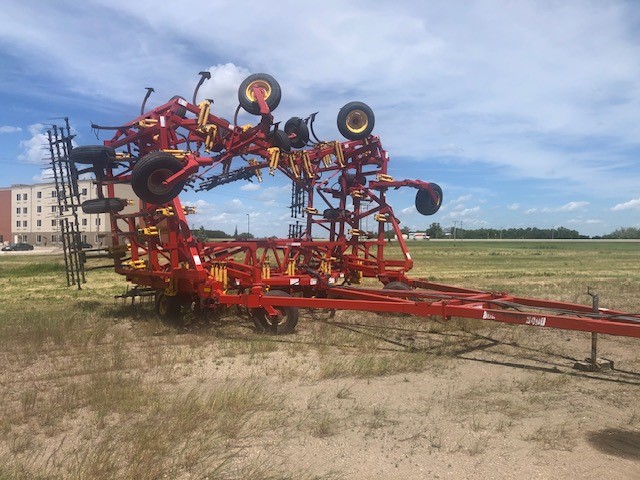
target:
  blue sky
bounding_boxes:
[1,0,640,237]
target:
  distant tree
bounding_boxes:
[195,225,207,241]
[383,229,395,240]
[603,227,640,239]
[204,229,230,239]
[237,232,254,240]
[400,226,411,235]
[426,222,443,239]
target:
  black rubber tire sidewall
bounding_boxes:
[415,184,443,216]
[69,145,116,165]
[337,101,375,140]
[238,73,282,115]
[131,151,185,204]
[81,197,128,214]
[251,290,299,334]
[284,117,310,149]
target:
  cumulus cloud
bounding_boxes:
[2,1,640,235]
[18,124,48,164]
[507,203,520,211]
[240,182,261,191]
[612,198,640,211]
[198,63,252,118]
[0,125,22,134]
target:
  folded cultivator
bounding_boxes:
[71,72,640,353]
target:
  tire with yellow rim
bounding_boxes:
[337,101,375,140]
[238,73,281,115]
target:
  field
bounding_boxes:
[0,241,639,479]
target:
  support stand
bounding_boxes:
[574,288,614,372]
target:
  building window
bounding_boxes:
[37,191,42,199]
[23,193,27,201]
[16,220,20,228]
[51,206,57,213]
[16,193,21,201]
[23,207,27,214]
[51,219,57,227]
[82,218,87,226]
[36,235,42,243]
[37,206,41,213]
[36,220,42,227]
[16,207,20,214]
[82,234,87,242]
[82,188,87,196]
[51,235,56,243]
[96,218,101,226]
[23,221,27,227]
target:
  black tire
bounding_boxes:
[81,198,129,214]
[155,291,183,323]
[238,73,281,115]
[251,290,299,334]
[415,183,443,216]
[344,172,367,187]
[169,95,188,118]
[69,145,116,165]
[383,281,411,291]
[284,117,309,149]
[337,102,375,140]
[267,129,291,153]
[323,208,342,220]
[131,151,186,204]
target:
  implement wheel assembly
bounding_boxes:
[238,73,281,115]
[69,145,115,165]
[284,116,309,148]
[131,151,186,204]
[267,129,292,153]
[337,101,375,140]
[251,290,299,334]
[155,291,183,323]
[81,198,129,214]
[415,183,443,216]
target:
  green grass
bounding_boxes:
[0,242,638,478]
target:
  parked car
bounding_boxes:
[1,243,34,251]
[75,242,93,249]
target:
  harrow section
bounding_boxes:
[71,72,640,342]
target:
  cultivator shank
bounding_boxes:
[70,72,640,341]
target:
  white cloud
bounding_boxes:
[612,198,640,211]
[0,126,21,134]
[556,201,589,212]
[507,203,520,211]
[401,205,416,214]
[198,63,252,118]
[240,182,261,191]
[18,124,48,164]
[1,1,640,236]
[524,208,537,214]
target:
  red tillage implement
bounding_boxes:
[73,72,640,341]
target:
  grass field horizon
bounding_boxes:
[1,240,639,478]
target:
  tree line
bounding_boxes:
[425,223,640,240]
[193,224,640,241]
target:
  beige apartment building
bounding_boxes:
[10,180,138,246]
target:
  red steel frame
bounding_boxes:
[82,76,640,339]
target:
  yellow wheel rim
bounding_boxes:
[345,109,369,134]
[245,80,272,102]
